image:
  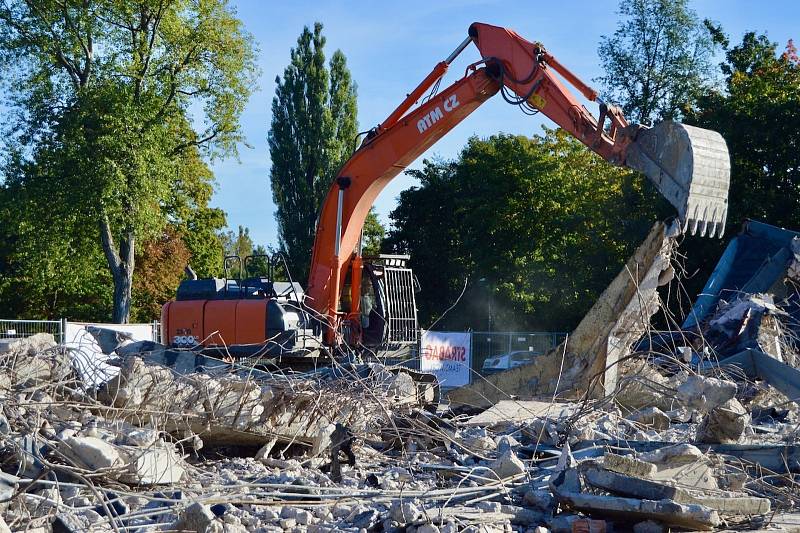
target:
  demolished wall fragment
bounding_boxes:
[448,220,678,407]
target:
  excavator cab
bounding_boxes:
[338,255,420,352]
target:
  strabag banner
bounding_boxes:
[420,330,472,387]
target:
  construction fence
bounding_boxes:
[0,319,161,345]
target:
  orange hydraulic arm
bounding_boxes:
[306,22,639,342]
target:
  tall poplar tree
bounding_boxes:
[268,22,365,282]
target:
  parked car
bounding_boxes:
[481,350,540,373]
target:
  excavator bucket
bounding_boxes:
[624,121,730,238]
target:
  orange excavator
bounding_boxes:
[161,22,730,365]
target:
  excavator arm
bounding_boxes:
[305,22,731,343]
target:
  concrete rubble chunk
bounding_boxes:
[696,397,749,444]
[60,436,123,470]
[625,407,671,430]
[490,450,526,479]
[691,494,771,515]
[172,502,220,533]
[118,442,186,485]
[389,500,421,524]
[677,375,737,412]
[582,464,692,502]
[602,453,657,478]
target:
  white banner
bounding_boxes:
[64,322,156,386]
[420,330,472,387]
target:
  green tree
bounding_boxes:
[385,130,660,331]
[268,22,358,282]
[679,32,800,295]
[362,208,385,257]
[0,0,256,322]
[597,0,717,124]
[219,225,254,278]
[688,32,800,229]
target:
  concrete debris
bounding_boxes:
[625,406,671,430]
[695,397,750,443]
[6,221,800,531]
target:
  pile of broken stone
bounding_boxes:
[0,322,799,533]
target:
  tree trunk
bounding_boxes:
[99,216,135,323]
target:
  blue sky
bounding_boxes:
[213,0,800,248]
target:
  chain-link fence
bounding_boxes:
[0,319,65,344]
[471,331,567,374]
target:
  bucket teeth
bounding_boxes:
[624,121,731,239]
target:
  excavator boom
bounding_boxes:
[306,22,731,340]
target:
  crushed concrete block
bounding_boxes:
[626,407,671,430]
[172,502,217,532]
[639,443,703,464]
[118,443,186,485]
[696,398,749,444]
[489,450,526,478]
[677,375,737,412]
[615,360,677,412]
[466,400,577,426]
[390,500,421,524]
[463,435,497,453]
[523,489,554,510]
[603,453,657,478]
[638,445,718,490]
[61,436,123,470]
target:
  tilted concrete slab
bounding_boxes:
[448,221,677,407]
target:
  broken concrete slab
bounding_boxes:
[59,436,123,470]
[691,494,771,515]
[118,443,186,485]
[465,400,577,426]
[582,464,692,502]
[554,489,720,530]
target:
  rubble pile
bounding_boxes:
[2,221,800,532]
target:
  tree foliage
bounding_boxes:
[219,225,254,278]
[597,0,717,124]
[268,22,358,282]
[385,130,662,331]
[678,31,800,294]
[0,0,256,322]
[362,208,385,257]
